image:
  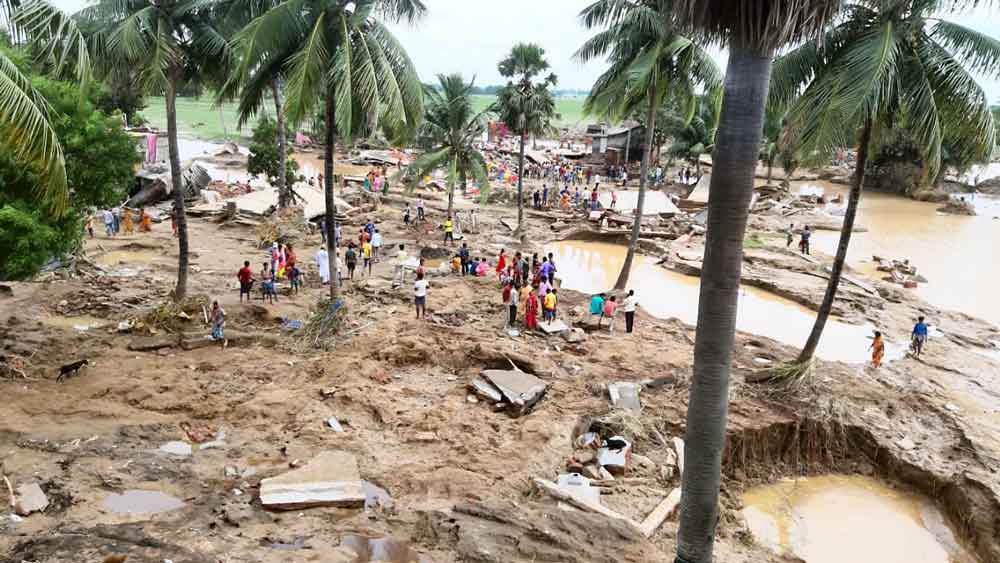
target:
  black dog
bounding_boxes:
[57,359,89,383]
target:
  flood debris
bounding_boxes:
[340,535,431,563]
[539,319,571,334]
[556,472,601,505]
[533,477,639,527]
[475,369,548,417]
[597,436,632,475]
[158,441,193,457]
[326,416,345,433]
[638,488,682,538]
[102,490,185,515]
[607,382,642,412]
[259,450,366,510]
[672,437,685,477]
[14,483,48,516]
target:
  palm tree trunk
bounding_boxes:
[271,79,289,208]
[165,76,189,301]
[614,90,657,290]
[675,47,772,563]
[766,159,773,185]
[447,181,455,216]
[516,133,526,232]
[324,88,340,300]
[797,118,872,362]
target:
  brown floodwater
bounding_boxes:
[794,181,1000,326]
[742,475,976,563]
[547,241,905,363]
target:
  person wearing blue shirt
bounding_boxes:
[911,316,929,356]
[590,293,606,325]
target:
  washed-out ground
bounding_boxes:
[1,173,998,563]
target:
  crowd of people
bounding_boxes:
[88,206,155,238]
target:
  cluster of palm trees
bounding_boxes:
[2,1,999,561]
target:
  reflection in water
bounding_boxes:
[800,181,1000,326]
[547,241,901,363]
[743,475,975,563]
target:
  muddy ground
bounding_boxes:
[1,176,998,563]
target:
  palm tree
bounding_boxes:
[494,43,558,235]
[664,95,720,178]
[234,0,424,300]
[770,0,999,365]
[666,2,841,563]
[215,0,294,207]
[577,0,721,291]
[404,74,490,216]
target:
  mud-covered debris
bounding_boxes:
[540,319,570,334]
[897,437,917,451]
[608,382,642,412]
[326,416,345,432]
[260,450,365,510]
[598,436,632,475]
[468,377,503,403]
[556,473,601,506]
[159,441,193,457]
[563,327,586,343]
[638,488,682,537]
[481,369,548,417]
[340,535,431,563]
[14,482,49,516]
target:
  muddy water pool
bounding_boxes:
[547,241,904,364]
[742,475,976,563]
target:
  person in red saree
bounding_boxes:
[525,289,539,330]
[495,249,507,281]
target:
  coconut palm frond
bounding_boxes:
[283,10,329,126]
[14,0,92,85]
[669,0,842,51]
[931,20,1000,79]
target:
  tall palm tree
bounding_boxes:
[234,0,424,300]
[31,0,231,300]
[577,0,722,291]
[667,2,841,563]
[404,73,490,215]
[664,95,721,178]
[215,0,294,207]
[770,0,1000,365]
[494,43,558,235]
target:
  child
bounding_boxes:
[590,293,606,324]
[403,204,412,225]
[544,288,557,323]
[288,264,302,294]
[345,244,358,280]
[85,215,94,238]
[210,300,226,348]
[870,330,885,368]
[601,295,619,331]
[362,239,373,276]
[414,272,429,319]
[260,263,277,304]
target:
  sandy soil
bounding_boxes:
[1,178,998,563]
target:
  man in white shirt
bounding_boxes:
[394,244,409,286]
[371,229,383,262]
[622,289,637,334]
[413,272,429,319]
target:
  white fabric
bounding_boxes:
[414,279,429,297]
[622,296,637,313]
[316,249,330,283]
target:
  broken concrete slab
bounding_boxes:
[556,473,601,506]
[539,319,570,334]
[638,488,682,537]
[14,483,48,516]
[481,369,548,417]
[159,441,193,457]
[562,327,586,343]
[468,377,503,403]
[896,437,917,451]
[608,382,642,412]
[259,451,365,510]
[533,478,640,529]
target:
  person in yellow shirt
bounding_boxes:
[444,215,454,245]
[451,255,462,273]
[543,289,557,323]
[122,208,134,235]
[362,240,373,276]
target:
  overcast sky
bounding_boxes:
[50,0,1000,101]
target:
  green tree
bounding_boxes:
[248,116,300,192]
[664,95,720,178]
[667,2,841,563]
[234,0,424,300]
[1,72,139,278]
[494,43,558,234]
[404,73,490,215]
[577,0,721,290]
[771,0,1000,366]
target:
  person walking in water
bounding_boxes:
[870,331,885,368]
[912,316,929,356]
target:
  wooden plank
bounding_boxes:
[672,437,685,478]
[638,488,682,537]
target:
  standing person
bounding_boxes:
[870,331,885,368]
[543,288,557,323]
[260,262,277,304]
[622,290,637,333]
[285,244,297,278]
[112,206,121,234]
[786,223,795,248]
[319,217,327,244]
[122,208,134,235]
[103,208,115,237]
[395,244,409,286]
[238,260,254,302]
[495,249,507,280]
[413,272,429,319]
[443,216,454,245]
[532,189,540,209]
[470,208,478,233]
[362,238,373,276]
[84,214,95,238]
[416,197,425,221]
[546,252,557,278]
[601,295,619,331]
[316,246,330,285]
[518,281,531,320]
[912,316,929,357]
[345,244,358,280]
[542,184,549,207]
[459,243,471,276]
[506,281,519,327]
[334,223,342,248]
[403,204,412,225]
[270,243,281,278]
[209,300,226,347]
[371,229,383,262]
[610,190,618,210]
[799,225,812,255]
[590,186,599,211]
[288,263,302,294]
[170,207,178,237]
[590,293,606,325]
[525,288,539,330]
[139,208,152,232]
[520,254,530,286]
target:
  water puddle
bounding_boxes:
[340,535,432,563]
[102,490,185,515]
[43,315,108,331]
[743,475,975,563]
[547,240,904,363]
